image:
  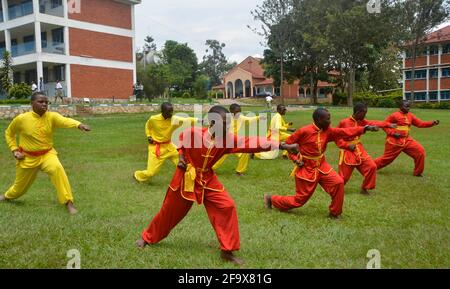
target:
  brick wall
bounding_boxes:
[71,65,134,99]
[68,0,132,29]
[69,28,133,62]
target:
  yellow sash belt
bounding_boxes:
[290,154,324,178]
[184,164,196,193]
[338,139,361,165]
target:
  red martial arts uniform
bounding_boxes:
[335,116,391,190]
[374,111,434,176]
[270,123,366,216]
[141,127,278,252]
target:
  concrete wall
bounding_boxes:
[0,103,213,119]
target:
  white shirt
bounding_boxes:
[31,84,37,91]
[56,82,63,90]
[266,95,273,102]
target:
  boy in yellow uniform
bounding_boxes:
[212,104,264,176]
[134,102,198,183]
[255,104,295,159]
[0,92,91,214]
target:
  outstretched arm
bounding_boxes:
[411,113,438,128]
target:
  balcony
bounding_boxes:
[8,0,33,20]
[39,0,63,18]
[11,41,36,57]
[42,42,64,54]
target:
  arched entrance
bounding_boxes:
[235,79,243,98]
[245,80,251,97]
[226,82,234,99]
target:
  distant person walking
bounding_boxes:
[31,81,38,93]
[134,81,144,101]
[55,80,63,103]
[266,93,273,109]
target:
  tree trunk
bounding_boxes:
[280,52,285,105]
[347,68,355,107]
[310,73,316,105]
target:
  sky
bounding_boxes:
[134,0,266,64]
[134,1,450,65]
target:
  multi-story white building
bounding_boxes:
[403,25,450,103]
[0,0,140,100]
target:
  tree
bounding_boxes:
[367,44,402,92]
[399,0,449,101]
[161,40,198,94]
[199,40,229,87]
[193,74,210,99]
[326,0,400,106]
[0,50,13,97]
[143,35,157,51]
[250,0,297,104]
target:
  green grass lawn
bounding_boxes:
[0,107,449,268]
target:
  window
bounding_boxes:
[417,47,427,56]
[41,32,47,48]
[25,69,37,84]
[43,67,49,83]
[430,69,438,78]
[52,28,64,45]
[405,71,412,80]
[429,45,439,55]
[414,92,427,101]
[21,0,33,15]
[405,50,411,58]
[443,43,450,54]
[429,91,438,101]
[13,72,21,83]
[11,39,18,56]
[414,70,427,79]
[442,68,450,77]
[53,65,65,81]
[51,0,62,9]
[23,35,35,52]
[441,91,450,100]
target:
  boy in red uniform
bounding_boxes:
[264,108,379,218]
[136,106,298,265]
[335,103,395,194]
[375,100,439,177]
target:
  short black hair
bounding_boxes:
[31,91,47,102]
[400,100,410,107]
[161,102,173,112]
[277,104,285,112]
[208,105,230,115]
[313,107,329,122]
[229,103,241,112]
[353,102,368,114]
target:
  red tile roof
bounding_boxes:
[406,25,450,46]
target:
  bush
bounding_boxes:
[377,98,397,108]
[0,98,31,105]
[332,91,347,106]
[8,83,32,99]
[170,90,183,98]
[182,91,191,98]
[436,102,450,109]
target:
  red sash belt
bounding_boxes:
[18,147,52,157]
[153,141,171,158]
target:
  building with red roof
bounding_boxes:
[403,25,450,102]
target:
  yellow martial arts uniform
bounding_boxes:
[134,113,197,182]
[3,111,81,204]
[213,114,260,174]
[255,112,291,160]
